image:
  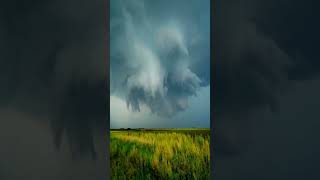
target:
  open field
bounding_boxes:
[110,128,210,179]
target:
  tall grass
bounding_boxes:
[110,130,210,179]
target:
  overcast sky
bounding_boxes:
[213,0,320,179]
[0,0,108,179]
[2,0,319,179]
[110,0,210,128]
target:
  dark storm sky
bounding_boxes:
[110,0,210,128]
[0,0,109,179]
[0,0,319,179]
[213,0,320,179]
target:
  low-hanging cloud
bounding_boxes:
[110,0,210,117]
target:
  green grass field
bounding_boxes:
[110,128,210,180]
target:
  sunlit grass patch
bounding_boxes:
[110,129,210,179]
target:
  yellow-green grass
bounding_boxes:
[110,129,210,180]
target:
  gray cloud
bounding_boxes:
[110,0,210,117]
[213,0,320,179]
[0,0,108,179]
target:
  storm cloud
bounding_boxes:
[0,0,108,179]
[110,0,210,117]
[213,0,320,179]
